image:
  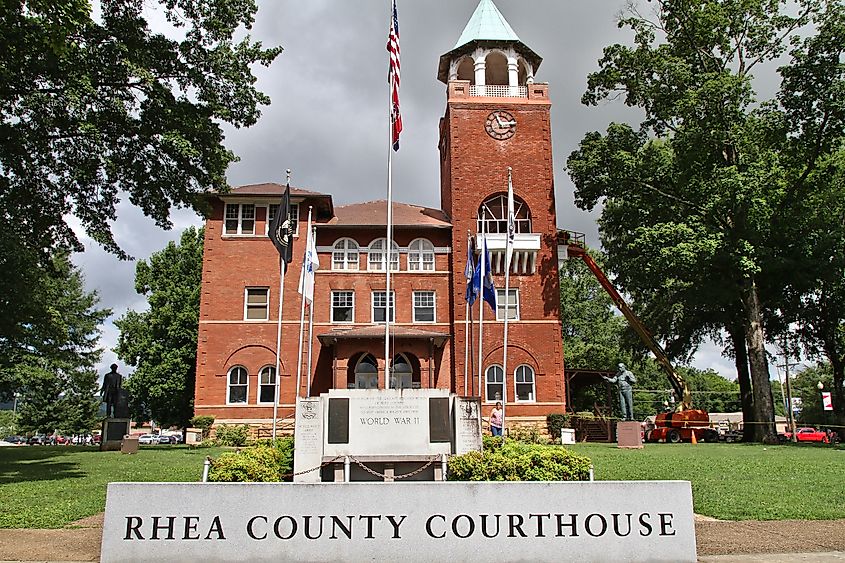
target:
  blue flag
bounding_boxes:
[465,237,477,305]
[472,238,496,313]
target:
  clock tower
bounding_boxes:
[439,0,565,418]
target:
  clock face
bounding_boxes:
[485,110,517,140]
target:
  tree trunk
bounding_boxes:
[728,322,755,442]
[739,278,777,441]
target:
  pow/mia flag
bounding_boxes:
[268,182,294,267]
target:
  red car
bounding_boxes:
[782,427,829,443]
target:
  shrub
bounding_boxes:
[190,415,215,438]
[546,413,571,440]
[509,423,548,444]
[208,438,295,482]
[215,424,249,446]
[448,441,591,482]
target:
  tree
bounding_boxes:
[115,228,203,428]
[8,254,109,434]
[0,1,281,369]
[566,0,844,441]
[790,363,834,426]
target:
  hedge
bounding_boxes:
[448,439,591,482]
[208,437,295,482]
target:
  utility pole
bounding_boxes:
[778,335,799,443]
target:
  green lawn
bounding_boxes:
[0,445,225,528]
[569,442,845,521]
[1,443,842,528]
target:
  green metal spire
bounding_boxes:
[453,0,520,49]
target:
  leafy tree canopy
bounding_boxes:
[115,227,203,428]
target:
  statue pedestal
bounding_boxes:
[616,421,643,449]
[101,418,131,451]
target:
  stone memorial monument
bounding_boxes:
[293,389,482,482]
[100,364,131,452]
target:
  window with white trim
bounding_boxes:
[332,238,360,271]
[408,238,435,271]
[413,291,435,323]
[244,288,269,321]
[495,288,519,321]
[485,365,504,403]
[258,366,276,404]
[477,194,531,234]
[331,291,354,323]
[514,365,535,402]
[224,203,256,235]
[372,291,395,323]
[268,203,299,236]
[227,366,248,404]
[367,238,399,271]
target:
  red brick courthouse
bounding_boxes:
[194,0,571,431]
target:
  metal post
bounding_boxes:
[344,456,351,483]
[440,453,448,481]
[202,457,211,482]
[589,464,594,482]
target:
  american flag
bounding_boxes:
[387,0,402,151]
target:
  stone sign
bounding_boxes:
[454,397,482,454]
[292,398,323,483]
[101,481,696,562]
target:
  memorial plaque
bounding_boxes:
[293,398,324,483]
[428,397,451,443]
[454,397,482,454]
[327,398,349,444]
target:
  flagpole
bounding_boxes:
[502,168,515,439]
[306,226,317,398]
[476,213,485,401]
[272,258,286,441]
[463,230,472,396]
[295,207,313,400]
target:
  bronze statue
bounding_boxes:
[603,363,637,421]
[101,364,123,418]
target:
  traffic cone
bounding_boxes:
[691,431,698,445]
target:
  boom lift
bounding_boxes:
[561,233,715,443]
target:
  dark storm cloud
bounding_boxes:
[74,0,742,379]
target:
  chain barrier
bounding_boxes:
[349,455,439,480]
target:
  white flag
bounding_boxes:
[298,227,320,303]
[505,167,516,270]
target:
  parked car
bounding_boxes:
[157,434,175,444]
[2,435,26,444]
[137,434,158,445]
[28,435,47,445]
[780,427,830,443]
[93,434,101,445]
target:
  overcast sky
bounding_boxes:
[73,0,770,382]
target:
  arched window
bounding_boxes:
[477,194,531,234]
[354,354,379,389]
[485,365,504,403]
[517,58,530,85]
[389,354,414,389]
[407,238,435,271]
[485,51,508,85]
[227,366,248,404]
[367,238,399,271]
[456,56,475,84]
[332,238,359,271]
[258,366,276,404]
[514,365,535,402]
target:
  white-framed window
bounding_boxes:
[268,203,300,236]
[477,194,531,234]
[244,288,269,321]
[331,291,355,323]
[372,291,395,323]
[354,354,379,389]
[408,238,435,271]
[332,238,360,271]
[485,365,504,403]
[514,365,535,402]
[367,238,399,271]
[413,291,435,323]
[224,203,256,235]
[258,366,276,404]
[495,288,519,321]
[227,366,248,404]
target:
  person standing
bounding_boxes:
[490,401,504,436]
